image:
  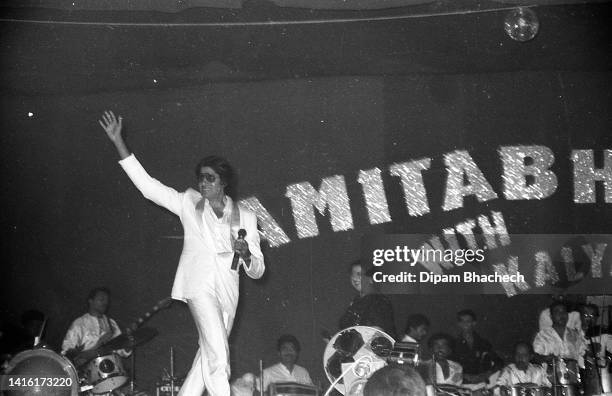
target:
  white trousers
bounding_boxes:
[178,294,235,396]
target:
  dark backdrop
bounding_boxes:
[1,3,611,393]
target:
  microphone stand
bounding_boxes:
[259,360,264,396]
[130,337,136,394]
[552,357,558,396]
[170,347,175,396]
[586,325,604,395]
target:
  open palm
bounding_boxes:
[99,110,123,142]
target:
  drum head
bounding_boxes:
[322,326,395,395]
[1,348,79,396]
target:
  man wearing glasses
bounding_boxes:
[99,111,265,396]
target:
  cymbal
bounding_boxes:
[102,327,158,352]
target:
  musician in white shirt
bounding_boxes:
[62,287,130,365]
[496,342,551,387]
[257,334,313,392]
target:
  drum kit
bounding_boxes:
[1,326,158,396]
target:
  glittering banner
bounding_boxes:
[442,150,498,211]
[389,158,431,217]
[357,168,391,224]
[572,149,612,203]
[501,145,558,200]
[285,176,354,239]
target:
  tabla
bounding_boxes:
[0,348,80,396]
[81,353,128,394]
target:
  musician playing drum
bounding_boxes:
[427,333,464,386]
[61,287,131,366]
[496,342,551,389]
[257,334,313,393]
[533,301,586,385]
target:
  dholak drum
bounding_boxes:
[0,347,79,396]
[269,382,319,396]
[82,353,128,394]
[554,359,579,385]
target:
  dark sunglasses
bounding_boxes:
[198,173,218,183]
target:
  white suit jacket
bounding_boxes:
[119,154,264,309]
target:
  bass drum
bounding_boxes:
[0,347,79,396]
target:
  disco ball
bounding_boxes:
[504,7,539,42]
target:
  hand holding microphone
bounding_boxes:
[231,229,249,270]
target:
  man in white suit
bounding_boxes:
[99,111,265,396]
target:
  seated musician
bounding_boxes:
[452,309,503,385]
[364,365,427,396]
[427,333,463,386]
[402,314,430,343]
[257,334,313,392]
[533,301,587,374]
[339,261,396,339]
[61,287,130,366]
[496,342,551,388]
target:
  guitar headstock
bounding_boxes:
[157,297,173,310]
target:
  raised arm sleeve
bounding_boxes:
[119,154,183,216]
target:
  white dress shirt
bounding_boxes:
[533,327,586,367]
[61,313,130,357]
[496,363,551,387]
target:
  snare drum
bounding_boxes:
[82,353,128,394]
[269,382,319,396]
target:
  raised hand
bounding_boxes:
[99,110,123,142]
[98,110,130,159]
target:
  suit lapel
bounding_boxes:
[187,189,216,249]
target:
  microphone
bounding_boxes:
[231,229,247,270]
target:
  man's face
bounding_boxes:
[89,292,109,315]
[457,314,476,334]
[198,166,225,200]
[409,324,429,342]
[514,344,531,370]
[551,305,568,327]
[432,339,451,359]
[350,265,362,293]
[581,307,598,328]
[279,342,298,367]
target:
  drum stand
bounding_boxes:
[552,358,558,396]
[128,337,137,395]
